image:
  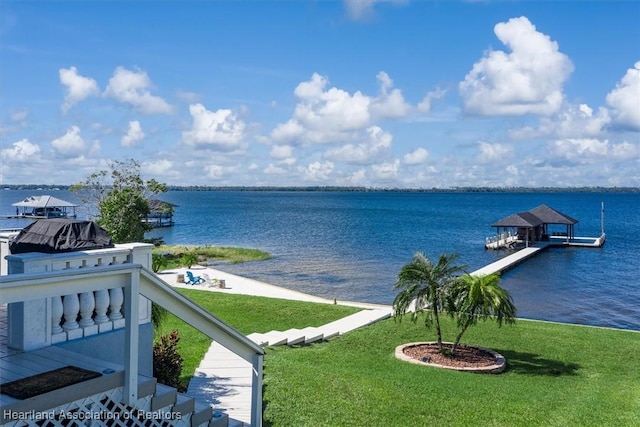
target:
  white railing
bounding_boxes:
[0,261,265,426]
[4,244,153,350]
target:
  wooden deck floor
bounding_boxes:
[0,346,125,407]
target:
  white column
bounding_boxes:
[51,296,63,334]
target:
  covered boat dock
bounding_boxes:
[7,195,78,219]
[486,204,595,249]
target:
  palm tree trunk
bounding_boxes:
[433,305,443,352]
[451,322,469,356]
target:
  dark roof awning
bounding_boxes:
[491,212,544,228]
[528,204,578,225]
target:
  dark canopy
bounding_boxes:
[9,219,114,254]
[491,211,544,228]
[528,204,578,225]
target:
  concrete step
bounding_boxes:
[227,417,246,427]
[209,409,230,426]
[298,326,324,344]
[190,398,213,427]
[246,309,392,348]
[246,332,267,346]
[260,328,306,346]
[151,383,178,412]
[317,308,391,336]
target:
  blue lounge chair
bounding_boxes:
[185,271,205,285]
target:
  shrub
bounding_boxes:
[153,329,185,391]
[181,251,199,269]
[152,253,169,272]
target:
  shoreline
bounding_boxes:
[159,265,392,311]
[160,265,639,333]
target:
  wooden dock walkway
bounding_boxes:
[471,243,551,276]
[472,232,605,276]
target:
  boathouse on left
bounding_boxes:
[8,195,78,219]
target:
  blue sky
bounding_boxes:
[1,1,639,187]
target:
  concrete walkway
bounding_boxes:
[161,265,392,426]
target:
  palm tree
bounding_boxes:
[447,273,516,355]
[393,252,465,352]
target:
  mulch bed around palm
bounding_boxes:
[403,343,497,368]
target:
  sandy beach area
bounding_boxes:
[158,265,391,310]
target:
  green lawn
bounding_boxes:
[154,288,361,387]
[156,290,640,426]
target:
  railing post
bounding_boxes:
[251,353,264,427]
[123,270,140,405]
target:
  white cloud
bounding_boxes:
[182,103,246,150]
[270,145,293,159]
[121,120,145,147]
[302,161,334,181]
[104,66,172,114]
[370,71,411,119]
[606,61,640,130]
[270,119,305,143]
[460,16,573,116]
[142,159,181,180]
[51,126,86,157]
[294,74,370,131]
[551,138,611,164]
[371,159,400,181]
[403,147,429,165]
[270,145,296,165]
[272,72,411,146]
[10,109,28,123]
[272,73,370,145]
[343,0,407,20]
[176,90,201,104]
[346,168,367,185]
[417,87,446,113]
[1,138,40,162]
[477,141,513,163]
[59,67,99,113]
[323,126,392,164]
[510,103,611,140]
[206,164,225,179]
[610,141,639,160]
[264,164,288,175]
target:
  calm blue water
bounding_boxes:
[1,190,638,330]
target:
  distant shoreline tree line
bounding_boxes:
[4,184,639,193]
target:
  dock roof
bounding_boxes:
[491,204,578,228]
[12,195,78,208]
[491,211,544,228]
[528,204,578,225]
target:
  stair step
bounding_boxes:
[298,327,324,344]
[171,392,195,417]
[151,383,178,412]
[191,399,213,427]
[317,309,391,336]
[263,328,306,346]
[246,332,267,345]
[226,417,245,427]
[209,409,230,426]
[247,310,392,347]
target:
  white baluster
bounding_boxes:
[108,287,124,320]
[62,294,80,331]
[51,296,64,334]
[94,289,110,324]
[78,292,96,327]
